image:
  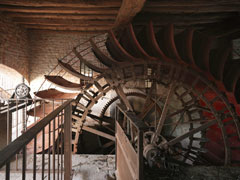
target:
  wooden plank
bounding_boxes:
[82,125,115,141]
[13,17,115,26]
[0,5,119,14]
[116,122,137,178]
[0,0,121,8]
[22,24,112,31]
[114,0,146,28]
[117,143,135,180]
[6,12,117,20]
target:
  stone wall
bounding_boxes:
[0,13,29,81]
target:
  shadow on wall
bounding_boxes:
[0,64,29,98]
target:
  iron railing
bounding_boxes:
[0,99,73,180]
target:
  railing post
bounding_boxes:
[64,103,72,180]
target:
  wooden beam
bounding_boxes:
[143,5,240,14]
[14,17,114,26]
[134,12,238,23]
[0,5,118,15]
[28,29,106,34]
[5,12,117,20]
[114,0,146,29]
[144,0,240,7]
[82,125,115,141]
[21,24,112,31]
[0,0,121,8]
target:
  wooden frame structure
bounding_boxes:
[115,104,148,180]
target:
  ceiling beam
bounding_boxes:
[0,0,121,8]
[0,5,118,15]
[13,17,115,26]
[134,12,238,26]
[144,0,240,7]
[143,5,240,14]
[28,29,106,34]
[5,12,117,20]
[22,24,112,32]
[114,0,146,29]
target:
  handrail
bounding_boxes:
[0,99,74,168]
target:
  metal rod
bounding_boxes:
[22,145,26,180]
[53,117,56,180]
[7,100,9,145]
[42,127,45,180]
[5,161,10,180]
[48,122,51,180]
[57,114,60,180]
[34,99,36,123]
[33,136,37,180]
[16,99,19,170]
[60,111,63,180]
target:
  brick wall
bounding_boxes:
[0,13,29,81]
[28,30,95,92]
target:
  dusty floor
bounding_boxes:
[0,154,115,180]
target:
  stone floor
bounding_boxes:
[0,154,116,180]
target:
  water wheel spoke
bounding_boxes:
[166,119,217,146]
[138,81,158,120]
[152,82,176,143]
[115,85,133,111]
[169,110,185,137]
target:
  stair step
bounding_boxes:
[45,75,83,91]
[34,89,78,100]
[58,60,93,81]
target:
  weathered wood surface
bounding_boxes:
[114,0,146,29]
[34,89,78,100]
[116,122,138,180]
[45,75,83,91]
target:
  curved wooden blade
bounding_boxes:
[175,28,194,64]
[223,62,240,92]
[34,88,78,99]
[156,24,181,61]
[73,48,107,73]
[58,60,93,81]
[209,47,231,81]
[90,38,119,67]
[106,30,140,62]
[193,31,214,71]
[125,23,155,60]
[45,75,83,91]
[146,21,169,61]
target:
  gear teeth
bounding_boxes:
[100,91,146,118]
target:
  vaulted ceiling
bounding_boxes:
[0,0,239,34]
